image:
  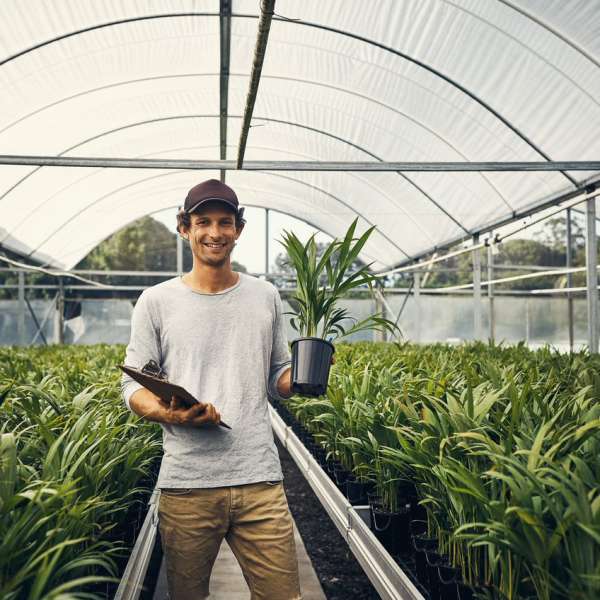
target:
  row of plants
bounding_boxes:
[276,341,600,600]
[0,345,161,599]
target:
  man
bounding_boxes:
[121,178,301,600]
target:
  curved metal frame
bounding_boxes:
[2,114,467,247]
[31,158,410,263]
[0,70,515,210]
[497,0,600,71]
[440,0,600,110]
[45,182,382,270]
[0,10,577,188]
[0,68,514,226]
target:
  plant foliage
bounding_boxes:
[0,345,162,599]
[285,341,600,599]
[280,218,399,340]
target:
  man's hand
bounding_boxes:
[164,396,221,427]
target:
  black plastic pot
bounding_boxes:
[290,337,335,397]
[333,464,349,487]
[456,582,477,600]
[412,531,437,590]
[425,550,446,600]
[410,500,427,522]
[345,477,373,505]
[439,564,460,600]
[372,504,411,556]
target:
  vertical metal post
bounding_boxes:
[585,198,598,353]
[265,208,270,275]
[17,270,25,345]
[177,230,183,275]
[57,277,65,345]
[525,298,530,344]
[566,207,574,351]
[472,234,482,341]
[374,288,386,342]
[414,270,421,343]
[487,235,495,342]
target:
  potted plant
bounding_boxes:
[280,218,399,397]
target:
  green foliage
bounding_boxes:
[271,239,365,286]
[0,345,162,599]
[285,342,600,599]
[280,219,399,340]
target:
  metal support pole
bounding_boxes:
[236,0,276,168]
[265,208,270,275]
[472,234,482,341]
[566,207,574,351]
[374,288,386,342]
[177,229,183,276]
[219,0,232,183]
[487,235,495,342]
[414,270,421,343]
[57,277,65,345]
[585,198,599,353]
[525,298,530,344]
[17,270,25,345]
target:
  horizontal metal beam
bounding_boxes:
[1,155,599,171]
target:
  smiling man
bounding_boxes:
[120,179,300,600]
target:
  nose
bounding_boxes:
[208,223,222,239]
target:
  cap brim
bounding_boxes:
[186,197,238,214]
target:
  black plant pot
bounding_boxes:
[456,582,475,600]
[412,532,437,590]
[410,500,428,522]
[324,461,337,480]
[333,464,349,488]
[291,337,335,397]
[425,550,446,600]
[372,504,411,556]
[439,564,460,600]
[345,477,373,505]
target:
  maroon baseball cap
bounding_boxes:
[184,179,240,214]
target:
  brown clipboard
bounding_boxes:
[118,365,231,429]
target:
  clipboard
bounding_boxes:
[118,364,231,430]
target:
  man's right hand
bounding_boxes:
[164,396,221,427]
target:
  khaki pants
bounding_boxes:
[158,481,301,600]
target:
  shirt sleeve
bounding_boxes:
[268,289,291,401]
[121,291,162,412]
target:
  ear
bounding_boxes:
[177,224,190,240]
[235,222,245,239]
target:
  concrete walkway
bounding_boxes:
[153,520,326,599]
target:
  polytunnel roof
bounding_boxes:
[1,0,600,271]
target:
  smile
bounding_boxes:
[203,243,226,248]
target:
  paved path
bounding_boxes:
[153,520,326,599]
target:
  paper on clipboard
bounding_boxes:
[118,365,231,430]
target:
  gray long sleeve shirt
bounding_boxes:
[120,273,290,489]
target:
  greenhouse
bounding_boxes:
[1,1,600,599]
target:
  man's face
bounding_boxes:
[183,202,243,268]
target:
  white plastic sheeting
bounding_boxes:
[0,0,599,270]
